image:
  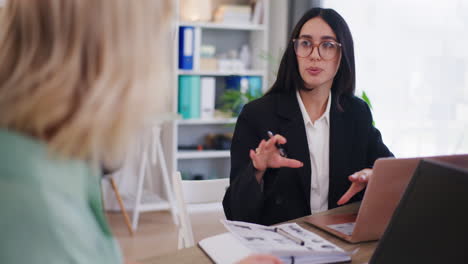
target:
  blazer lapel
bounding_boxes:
[275,93,312,206]
[329,95,353,204]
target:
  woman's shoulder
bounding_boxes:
[245,93,278,109]
[0,129,93,185]
[338,94,374,125]
[340,94,371,113]
[0,131,121,264]
[239,93,279,117]
[242,92,294,114]
[0,129,48,180]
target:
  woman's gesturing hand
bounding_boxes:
[337,168,373,205]
[249,133,303,183]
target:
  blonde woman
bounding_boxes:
[0,1,280,263]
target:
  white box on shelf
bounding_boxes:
[251,0,264,24]
[218,59,245,72]
[179,0,212,22]
[200,77,216,119]
[214,5,252,24]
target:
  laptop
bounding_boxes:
[304,154,468,243]
[369,159,468,264]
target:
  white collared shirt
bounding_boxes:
[296,90,331,214]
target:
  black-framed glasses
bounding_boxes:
[293,37,342,60]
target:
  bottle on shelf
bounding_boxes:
[239,44,251,70]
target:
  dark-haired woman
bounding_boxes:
[223,8,393,225]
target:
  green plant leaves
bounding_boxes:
[220,90,261,117]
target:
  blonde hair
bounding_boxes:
[0,0,171,163]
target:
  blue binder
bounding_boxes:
[179,26,194,70]
[225,76,241,90]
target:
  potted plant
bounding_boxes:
[220,89,262,117]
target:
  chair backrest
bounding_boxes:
[172,171,229,249]
[180,178,229,204]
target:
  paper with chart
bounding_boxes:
[222,220,352,257]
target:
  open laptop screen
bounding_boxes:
[370,159,468,264]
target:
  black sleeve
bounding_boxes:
[363,103,394,168]
[222,104,265,223]
[340,100,394,205]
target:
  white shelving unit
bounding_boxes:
[178,70,266,76]
[179,21,266,31]
[177,150,231,160]
[164,0,270,181]
[177,117,236,125]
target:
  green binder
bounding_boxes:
[178,75,191,119]
[178,75,200,119]
[189,75,201,119]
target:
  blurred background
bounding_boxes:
[2,0,466,261]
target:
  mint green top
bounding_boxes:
[0,129,122,264]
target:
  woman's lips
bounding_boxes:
[306,67,323,75]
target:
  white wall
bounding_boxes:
[268,0,288,86]
[323,0,468,157]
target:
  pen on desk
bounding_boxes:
[274,227,305,246]
[267,131,287,157]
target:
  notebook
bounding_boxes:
[369,159,468,264]
[198,220,353,264]
[304,154,468,243]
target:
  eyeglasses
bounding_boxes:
[293,38,342,60]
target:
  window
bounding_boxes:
[323,0,468,157]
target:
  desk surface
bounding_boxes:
[141,203,376,264]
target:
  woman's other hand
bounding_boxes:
[337,168,373,205]
[237,255,283,264]
[249,134,303,183]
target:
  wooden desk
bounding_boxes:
[141,203,376,264]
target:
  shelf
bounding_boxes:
[110,193,170,212]
[177,150,230,159]
[171,0,269,180]
[177,118,237,125]
[179,21,266,31]
[178,70,266,76]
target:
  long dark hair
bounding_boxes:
[266,8,355,111]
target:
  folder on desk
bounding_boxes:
[199,233,251,264]
[179,26,195,70]
[199,220,352,264]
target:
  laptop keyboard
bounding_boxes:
[326,222,355,236]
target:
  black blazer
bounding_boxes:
[223,92,393,225]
